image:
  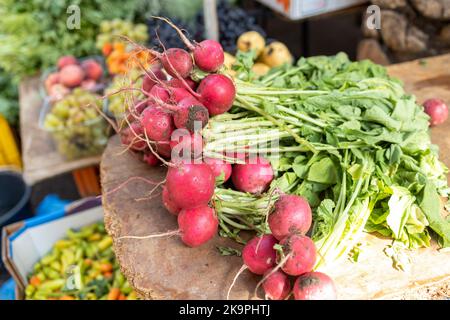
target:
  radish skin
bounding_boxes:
[423,98,448,126]
[242,235,277,275]
[178,206,218,247]
[165,162,215,209]
[161,48,193,78]
[193,40,225,72]
[141,107,175,142]
[262,269,291,300]
[231,156,274,194]
[197,74,236,116]
[162,186,181,215]
[204,157,232,183]
[268,195,312,240]
[278,234,316,276]
[293,272,337,300]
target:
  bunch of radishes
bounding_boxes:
[117,27,237,167]
[227,194,336,300]
[45,55,104,101]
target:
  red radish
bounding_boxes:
[119,205,217,248]
[57,55,77,69]
[268,195,312,240]
[293,272,337,300]
[193,39,225,72]
[141,106,174,142]
[231,156,274,194]
[81,59,103,81]
[242,235,277,275]
[170,87,193,103]
[156,17,224,72]
[165,162,215,209]
[161,48,193,78]
[423,98,448,126]
[262,269,291,300]
[81,79,97,91]
[204,157,232,183]
[168,77,197,90]
[120,122,146,151]
[143,152,160,166]
[162,185,181,215]
[155,140,172,158]
[59,64,85,88]
[149,85,170,103]
[173,96,209,132]
[178,206,218,247]
[197,74,236,116]
[170,132,203,160]
[278,234,316,276]
[45,72,60,92]
[142,66,167,93]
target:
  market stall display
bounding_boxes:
[41,56,106,101]
[42,89,109,160]
[25,222,137,300]
[100,19,450,298]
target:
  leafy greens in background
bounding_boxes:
[0,70,19,125]
[0,0,146,79]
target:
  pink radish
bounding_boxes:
[268,194,312,240]
[149,85,171,103]
[173,96,209,132]
[156,17,224,72]
[162,185,181,215]
[143,152,160,166]
[231,156,274,194]
[161,48,193,78]
[423,98,448,126]
[170,87,193,103]
[262,269,291,300]
[120,122,146,151]
[119,205,217,248]
[178,206,218,247]
[293,272,337,300]
[278,234,316,276]
[242,235,277,275]
[165,162,215,209]
[197,74,236,116]
[155,140,172,158]
[204,157,232,183]
[168,77,197,90]
[227,234,277,299]
[141,106,174,142]
[193,39,225,72]
[170,132,203,160]
[142,66,167,93]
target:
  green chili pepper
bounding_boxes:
[97,236,112,251]
[39,279,65,291]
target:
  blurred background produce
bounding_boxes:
[106,69,144,119]
[42,56,106,101]
[43,89,108,160]
[25,221,137,300]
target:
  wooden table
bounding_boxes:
[19,77,101,196]
[101,54,450,300]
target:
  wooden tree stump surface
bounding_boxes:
[101,54,450,300]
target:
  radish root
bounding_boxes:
[226,264,247,300]
[118,229,180,241]
[252,252,293,299]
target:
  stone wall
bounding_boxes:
[358,0,450,64]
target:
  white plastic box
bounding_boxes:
[257,0,368,20]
